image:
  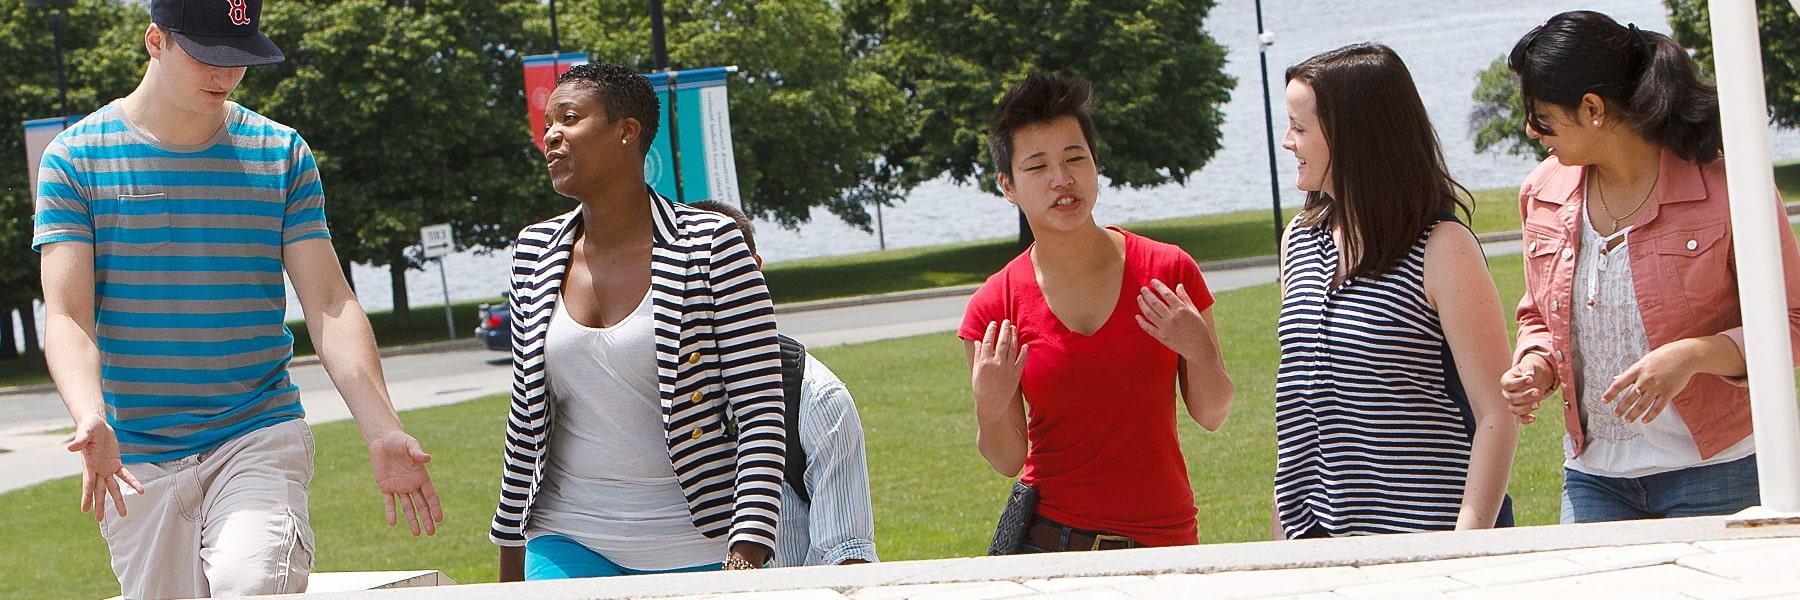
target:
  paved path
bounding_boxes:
[0,234,1515,495]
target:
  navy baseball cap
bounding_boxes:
[151,0,284,67]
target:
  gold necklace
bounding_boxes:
[1592,170,1659,235]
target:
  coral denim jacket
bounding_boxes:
[1513,151,1800,459]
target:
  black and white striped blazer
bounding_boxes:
[489,190,786,553]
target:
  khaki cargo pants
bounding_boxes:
[100,419,315,599]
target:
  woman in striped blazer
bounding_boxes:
[489,63,785,580]
[1272,44,1519,538]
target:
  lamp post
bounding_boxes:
[647,0,682,201]
[29,0,76,127]
[1254,0,1283,242]
[649,0,669,71]
[548,0,560,54]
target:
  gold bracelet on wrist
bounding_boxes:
[722,555,758,570]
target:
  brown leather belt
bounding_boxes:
[1026,516,1140,551]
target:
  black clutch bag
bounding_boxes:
[987,481,1039,555]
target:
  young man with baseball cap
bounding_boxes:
[33,0,443,596]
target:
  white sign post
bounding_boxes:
[420,223,456,340]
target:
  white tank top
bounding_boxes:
[527,291,723,570]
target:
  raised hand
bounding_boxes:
[971,320,1028,417]
[367,430,444,536]
[1135,279,1214,361]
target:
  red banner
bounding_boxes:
[523,52,589,153]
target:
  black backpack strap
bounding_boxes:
[777,334,811,505]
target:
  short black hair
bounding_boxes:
[690,200,756,255]
[556,62,661,156]
[987,74,1098,180]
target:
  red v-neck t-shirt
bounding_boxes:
[958,228,1215,547]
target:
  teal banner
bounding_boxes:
[643,67,739,205]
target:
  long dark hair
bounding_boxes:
[1509,10,1722,163]
[1286,44,1472,284]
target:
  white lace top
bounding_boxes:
[1566,182,1754,477]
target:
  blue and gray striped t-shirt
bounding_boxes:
[33,100,330,463]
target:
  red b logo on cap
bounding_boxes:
[227,0,250,26]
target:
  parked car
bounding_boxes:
[474,293,510,352]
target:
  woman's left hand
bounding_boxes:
[1136,279,1212,361]
[724,541,770,570]
[1601,339,1703,423]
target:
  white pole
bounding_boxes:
[1711,0,1800,516]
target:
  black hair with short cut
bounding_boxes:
[987,74,1098,179]
[556,62,661,156]
[690,200,757,255]
[1509,10,1721,163]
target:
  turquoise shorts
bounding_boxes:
[524,534,724,580]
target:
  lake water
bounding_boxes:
[307,0,1800,322]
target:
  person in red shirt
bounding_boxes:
[958,74,1235,551]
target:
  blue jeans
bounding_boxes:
[524,534,723,580]
[1561,454,1760,523]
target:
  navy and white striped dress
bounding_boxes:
[1274,219,1477,537]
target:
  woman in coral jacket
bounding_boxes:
[1501,10,1800,522]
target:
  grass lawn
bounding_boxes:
[1779,160,1800,198]
[0,354,49,389]
[0,259,1575,597]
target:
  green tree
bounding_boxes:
[1666,0,1800,129]
[237,0,556,328]
[555,0,909,229]
[844,0,1235,201]
[0,0,146,358]
[1469,56,1545,161]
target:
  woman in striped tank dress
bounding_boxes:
[1272,44,1521,538]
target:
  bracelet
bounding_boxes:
[722,554,758,570]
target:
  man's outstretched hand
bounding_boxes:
[367,430,444,536]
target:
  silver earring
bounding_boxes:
[620,139,628,145]
[1592,120,1601,126]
